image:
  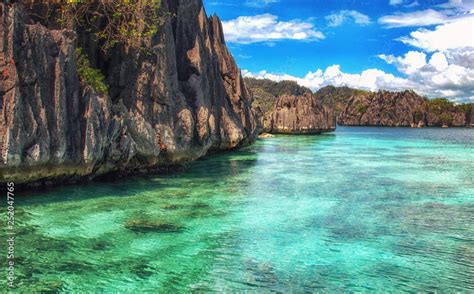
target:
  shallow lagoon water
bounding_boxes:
[4,127,474,292]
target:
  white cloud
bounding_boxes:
[398,16,474,52]
[242,49,474,103]
[389,0,420,7]
[429,52,449,71]
[325,10,371,27]
[375,49,473,100]
[243,66,416,96]
[438,0,474,11]
[222,14,324,44]
[378,9,449,28]
[378,51,427,74]
[444,47,474,68]
[404,1,420,8]
[245,0,279,8]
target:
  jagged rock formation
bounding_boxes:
[337,90,472,127]
[269,93,336,134]
[246,78,336,134]
[0,0,258,186]
[317,86,370,116]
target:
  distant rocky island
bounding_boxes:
[248,78,474,129]
[246,78,335,134]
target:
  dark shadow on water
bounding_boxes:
[15,149,260,206]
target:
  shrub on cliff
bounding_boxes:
[355,103,368,114]
[23,0,164,53]
[439,113,453,126]
[75,48,108,94]
[245,78,310,97]
[427,98,455,115]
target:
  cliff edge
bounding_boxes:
[0,0,258,186]
[338,90,471,127]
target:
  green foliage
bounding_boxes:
[355,103,368,114]
[439,113,453,125]
[66,0,163,52]
[315,86,370,114]
[25,1,165,53]
[455,103,473,117]
[75,48,108,94]
[427,98,454,115]
[245,78,310,98]
[245,77,313,116]
[414,109,423,122]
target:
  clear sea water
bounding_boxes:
[3,127,474,292]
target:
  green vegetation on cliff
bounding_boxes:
[246,77,473,127]
[75,48,108,94]
[24,0,164,52]
[245,78,312,116]
[316,86,369,115]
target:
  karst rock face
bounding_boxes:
[338,90,469,127]
[0,0,259,186]
[267,93,336,134]
[246,78,336,134]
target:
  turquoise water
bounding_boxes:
[3,127,474,292]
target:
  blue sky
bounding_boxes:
[204,0,474,102]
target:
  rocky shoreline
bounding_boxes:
[0,0,258,187]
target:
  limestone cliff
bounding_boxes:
[246,78,336,134]
[0,0,258,186]
[337,90,471,127]
[268,93,336,134]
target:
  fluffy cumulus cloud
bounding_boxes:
[325,10,371,27]
[222,14,324,44]
[377,49,474,101]
[242,48,474,102]
[231,1,474,102]
[242,66,416,95]
[398,16,474,52]
[378,51,427,74]
[372,4,474,101]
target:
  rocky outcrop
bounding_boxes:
[0,0,258,186]
[335,89,471,127]
[267,93,335,134]
[246,78,335,134]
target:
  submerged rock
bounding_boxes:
[124,218,184,233]
[258,133,274,139]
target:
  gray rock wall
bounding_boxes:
[0,0,258,185]
[267,93,336,134]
